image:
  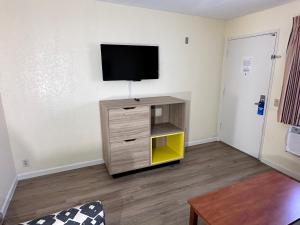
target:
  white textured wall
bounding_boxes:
[0,94,16,214]
[0,0,225,173]
[225,0,300,179]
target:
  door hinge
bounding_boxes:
[271,54,281,60]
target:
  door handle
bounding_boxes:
[255,95,266,105]
[256,95,266,116]
[123,107,136,110]
[124,139,136,142]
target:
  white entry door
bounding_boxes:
[219,34,276,158]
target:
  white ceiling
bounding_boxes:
[98,0,295,19]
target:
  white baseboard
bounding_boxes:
[17,137,219,181]
[18,159,104,180]
[1,177,18,217]
[16,137,218,181]
[261,158,300,181]
[185,137,218,147]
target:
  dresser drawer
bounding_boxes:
[109,106,150,121]
[110,137,150,174]
[109,106,150,142]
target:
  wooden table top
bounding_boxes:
[188,171,300,225]
[100,96,185,109]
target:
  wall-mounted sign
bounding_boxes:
[242,57,253,75]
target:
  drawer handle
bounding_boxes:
[123,107,136,110]
[124,139,136,142]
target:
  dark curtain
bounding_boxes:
[278,16,300,126]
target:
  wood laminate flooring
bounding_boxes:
[5,142,272,225]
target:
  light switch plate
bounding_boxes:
[155,108,162,117]
[274,99,280,107]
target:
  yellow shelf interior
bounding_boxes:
[151,132,184,165]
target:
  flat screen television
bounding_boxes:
[101,44,159,81]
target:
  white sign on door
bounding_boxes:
[242,57,253,75]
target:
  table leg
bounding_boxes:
[189,207,198,225]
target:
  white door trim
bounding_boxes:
[217,30,280,160]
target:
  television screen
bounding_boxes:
[101,44,159,81]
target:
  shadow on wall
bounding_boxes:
[88,43,102,82]
[8,101,102,173]
[5,127,33,173]
[35,102,102,165]
[10,124,102,174]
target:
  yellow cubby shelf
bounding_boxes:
[151,132,184,166]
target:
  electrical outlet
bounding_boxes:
[274,99,280,107]
[22,159,30,167]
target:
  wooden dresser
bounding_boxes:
[100,96,186,175]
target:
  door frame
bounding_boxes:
[217,30,280,160]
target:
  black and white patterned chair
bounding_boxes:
[18,201,105,225]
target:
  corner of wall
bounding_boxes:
[0,177,18,217]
